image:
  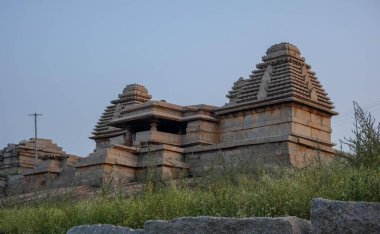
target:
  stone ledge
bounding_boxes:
[23,166,62,175]
[184,135,290,153]
[289,135,335,153]
[138,145,185,154]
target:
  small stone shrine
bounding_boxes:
[0,139,80,195]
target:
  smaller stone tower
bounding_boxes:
[91,84,152,149]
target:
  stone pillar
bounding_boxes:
[125,129,133,146]
[150,120,158,131]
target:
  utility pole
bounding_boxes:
[28,113,43,166]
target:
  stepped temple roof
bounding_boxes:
[91,84,152,139]
[225,42,335,114]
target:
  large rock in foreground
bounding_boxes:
[311,198,380,234]
[67,216,310,234]
[67,224,143,234]
[144,216,310,234]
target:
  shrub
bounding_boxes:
[342,102,380,168]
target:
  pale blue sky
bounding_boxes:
[1,1,379,156]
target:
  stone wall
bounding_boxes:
[22,172,59,193]
[287,141,335,167]
[74,146,138,187]
[135,145,189,181]
[290,103,332,144]
[183,120,218,146]
[217,103,292,144]
[186,139,290,177]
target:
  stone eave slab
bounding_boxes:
[120,101,217,114]
[111,144,138,153]
[90,130,126,140]
[136,160,189,169]
[23,167,62,176]
[138,144,185,154]
[184,104,218,112]
[215,96,338,116]
[109,111,181,127]
[74,156,138,168]
[109,110,217,128]
[120,100,185,114]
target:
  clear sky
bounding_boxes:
[1,1,379,156]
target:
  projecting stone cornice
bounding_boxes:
[215,96,338,116]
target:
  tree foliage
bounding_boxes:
[343,102,380,168]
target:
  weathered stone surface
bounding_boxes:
[144,216,310,234]
[67,224,143,234]
[311,198,380,234]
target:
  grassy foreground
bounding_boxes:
[0,162,379,234]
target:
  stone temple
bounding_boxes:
[0,43,338,196]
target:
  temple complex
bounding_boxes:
[72,42,337,187]
[0,42,338,196]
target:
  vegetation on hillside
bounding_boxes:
[0,163,378,234]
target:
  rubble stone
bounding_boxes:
[144,216,310,234]
[67,224,143,234]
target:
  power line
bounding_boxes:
[335,101,380,120]
[334,104,380,124]
[333,107,380,127]
[28,113,43,167]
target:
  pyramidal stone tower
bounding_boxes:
[207,42,337,170]
[226,43,333,109]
